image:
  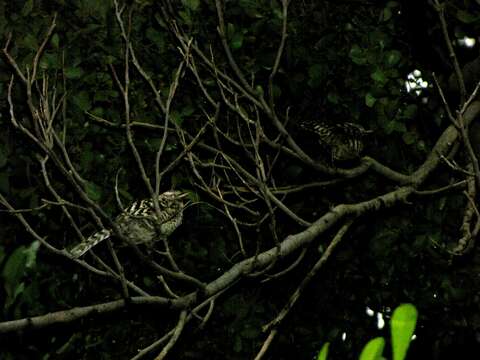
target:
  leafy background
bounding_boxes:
[0,0,480,359]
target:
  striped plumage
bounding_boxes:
[70,191,188,258]
[299,120,372,162]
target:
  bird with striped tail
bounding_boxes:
[299,120,372,163]
[69,190,188,258]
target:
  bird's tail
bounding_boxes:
[69,229,111,258]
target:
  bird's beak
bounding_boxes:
[177,192,190,199]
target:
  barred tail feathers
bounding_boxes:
[70,229,111,258]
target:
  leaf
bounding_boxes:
[385,50,401,66]
[5,282,25,310]
[181,105,195,117]
[402,132,416,145]
[182,0,200,11]
[371,69,387,85]
[349,45,366,65]
[316,342,329,360]
[359,337,385,360]
[391,304,417,360]
[146,27,166,51]
[85,181,102,202]
[21,0,34,16]
[402,104,417,120]
[240,325,259,339]
[1,246,27,300]
[179,10,192,25]
[365,93,377,108]
[240,0,262,18]
[24,241,40,269]
[327,92,339,104]
[227,23,235,39]
[64,67,84,79]
[23,33,38,50]
[51,33,60,48]
[42,53,60,69]
[381,8,392,22]
[72,91,92,111]
[231,32,244,49]
[456,10,479,24]
[308,64,327,87]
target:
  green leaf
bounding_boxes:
[233,335,242,353]
[385,50,401,66]
[85,181,102,202]
[240,325,259,339]
[51,33,60,48]
[24,241,40,269]
[181,105,195,117]
[349,45,366,65]
[1,246,27,300]
[179,10,192,25]
[23,33,38,50]
[42,53,60,70]
[255,85,264,96]
[308,64,327,87]
[365,93,377,108]
[64,67,84,79]
[386,1,400,7]
[272,84,282,99]
[359,337,385,360]
[227,23,235,39]
[327,92,339,104]
[21,0,34,16]
[6,282,25,310]
[402,132,416,145]
[381,7,392,22]
[240,0,262,18]
[394,122,407,133]
[316,342,330,360]
[391,304,417,360]
[72,91,92,111]
[371,69,387,85]
[231,32,244,49]
[456,10,478,24]
[182,0,200,11]
[402,104,417,120]
[143,276,154,287]
[146,27,166,51]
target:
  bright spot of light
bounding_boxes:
[458,36,476,48]
[366,306,375,317]
[376,312,386,329]
[412,334,417,341]
[342,332,347,341]
[405,69,429,97]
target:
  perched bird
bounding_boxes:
[70,190,188,258]
[299,120,372,162]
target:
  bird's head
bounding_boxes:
[159,191,190,209]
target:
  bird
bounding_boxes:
[298,120,372,162]
[69,190,189,258]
